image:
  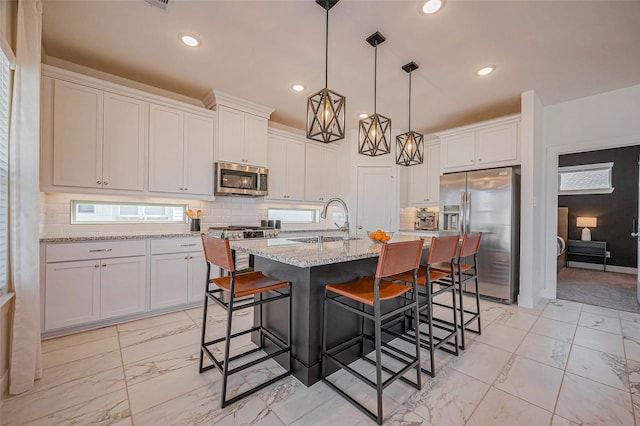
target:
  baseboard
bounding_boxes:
[566,261,638,275]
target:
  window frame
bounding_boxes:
[0,44,13,296]
[71,200,189,224]
[267,208,319,224]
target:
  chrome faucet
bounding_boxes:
[320,197,350,240]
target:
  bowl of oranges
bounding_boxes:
[367,229,393,244]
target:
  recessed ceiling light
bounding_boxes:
[359,113,369,119]
[292,84,305,92]
[179,33,200,47]
[419,0,444,15]
[476,66,496,76]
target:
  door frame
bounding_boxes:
[544,134,640,300]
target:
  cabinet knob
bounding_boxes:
[179,187,184,191]
[94,264,99,268]
[478,158,482,162]
[102,264,106,267]
[97,181,102,185]
[104,181,109,185]
[470,160,473,163]
[185,256,189,259]
[184,188,188,191]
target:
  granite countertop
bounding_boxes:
[229,234,431,268]
[40,231,203,243]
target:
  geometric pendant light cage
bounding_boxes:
[358,31,391,157]
[396,61,424,166]
[307,0,346,144]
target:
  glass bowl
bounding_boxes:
[366,231,394,244]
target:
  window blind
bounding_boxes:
[0,49,11,295]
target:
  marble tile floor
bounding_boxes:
[3,297,640,425]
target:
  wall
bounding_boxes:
[0,0,16,50]
[558,145,640,268]
[542,84,640,299]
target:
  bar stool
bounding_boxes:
[199,235,292,408]
[431,232,482,350]
[389,234,460,377]
[321,239,424,425]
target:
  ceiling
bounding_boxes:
[41,0,640,135]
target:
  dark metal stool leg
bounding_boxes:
[220,294,234,408]
[456,263,466,350]
[321,287,329,379]
[426,271,435,377]
[373,294,383,425]
[199,292,209,373]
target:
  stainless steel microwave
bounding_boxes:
[214,162,268,197]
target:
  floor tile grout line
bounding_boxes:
[619,309,638,426]
[117,318,135,425]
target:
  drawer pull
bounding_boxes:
[89,248,113,253]
[180,243,197,247]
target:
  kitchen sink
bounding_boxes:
[287,236,362,244]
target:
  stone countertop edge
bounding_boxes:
[230,235,430,268]
[40,231,204,243]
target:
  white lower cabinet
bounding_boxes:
[44,240,147,331]
[149,237,214,310]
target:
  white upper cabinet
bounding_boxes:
[41,66,215,198]
[51,80,146,191]
[438,115,520,173]
[305,144,337,202]
[211,91,273,167]
[148,105,214,196]
[267,132,305,201]
[408,142,441,206]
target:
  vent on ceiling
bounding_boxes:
[144,0,171,12]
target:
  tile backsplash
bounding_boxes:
[40,192,343,236]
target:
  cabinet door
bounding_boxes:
[267,135,288,200]
[408,162,428,205]
[187,252,210,303]
[244,114,268,167]
[52,80,103,188]
[103,92,146,191]
[426,143,441,204]
[285,139,306,201]
[150,253,189,309]
[100,256,147,320]
[184,113,214,195]
[441,133,475,170]
[304,145,323,202]
[357,166,395,234]
[148,104,184,193]
[218,106,245,164]
[476,122,519,165]
[45,260,100,330]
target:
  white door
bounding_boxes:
[183,112,214,195]
[52,80,103,188]
[100,256,147,319]
[150,253,189,309]
[103,92,146,191]
[148,104,184,193]
[45,260,101,330]
[356,166,395,234]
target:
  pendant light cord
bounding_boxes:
[408,72,412,130]
[325,8,329,88]
[373,43,377,114]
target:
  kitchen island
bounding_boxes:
[229,235,431,386]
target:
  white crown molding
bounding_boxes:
[435,113,521,138]
[42,64,216,117]
[207,88,274,119]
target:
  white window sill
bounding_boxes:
[0,292,15,311]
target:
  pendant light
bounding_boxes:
[307,0,346,144]
[358,31,391,157]
[396,61,424,166]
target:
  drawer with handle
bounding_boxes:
[46,240,146,262]
[150,237,203,255]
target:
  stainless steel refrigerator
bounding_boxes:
[439,167,520,304]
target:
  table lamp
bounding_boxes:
[576,217,597,241]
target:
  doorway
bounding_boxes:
[555,146,640,313]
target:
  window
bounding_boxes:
[71,201,188,224]
[267,208,319,224]
[558,162,615,195]
[0,46,12,296]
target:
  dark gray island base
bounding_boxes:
[227,235,431,386]
[253,255,380,386]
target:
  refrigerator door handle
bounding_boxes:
[466,191,471,233]
[459,191,465,234]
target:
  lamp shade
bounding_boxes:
[576,217,597,228]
